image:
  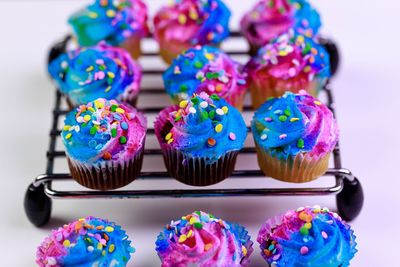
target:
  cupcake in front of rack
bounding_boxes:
[153,0,231,64]
[251,91,338,183]
[258,206,357,267]
[240,0,322,54]
[36,216,135,267]
[245,30,330,109]
[62,98,146,190]
[48,42,142,109]
[163,45,247,110]
[69,0,149,59]
[154,93,247,186]
[156,211,253,267]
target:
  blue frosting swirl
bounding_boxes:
[69,0,148,46]
[48,44,140,106]
[292,0,322,37]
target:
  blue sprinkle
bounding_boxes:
[121,122,128,130]
[88,140,97,148]
[113,114,122,121]
[237,79,246,85]
[95,143,103,150]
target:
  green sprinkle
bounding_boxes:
[107,78,113,84]
[300,226,309,235]
[210,94,220,100]
[111,128,117,138]
[111,105,118,112]
[194,61,203,69]
[201,111,209,121]
[279,7,285,14]
[284,109,291,116]
[191,97,199,105]
[175,115,182,121]
[90,127,97,135]
[209,110,216,119]
[303,43,312,55]
[297,138,305,149]
[279,115,288,122]
[179,84,188,92]
[99,65,106,71]
[119,136,127,144]
[193,222,203,229]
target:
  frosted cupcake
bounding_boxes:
[36,216,135,267]
[258,206,357,267]
[241,0,321,53]
[69,0,149,59]
[48,43,142,108]
[154,0,231,64]
[154,93,247,186]
[251,91,338,183]
[245,31,330,108]
[163,45,247,110]
[156,211,253,267]
[62,98,146,190]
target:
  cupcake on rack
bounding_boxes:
[62,98,147,190]
[154,0,231,64]
[156,211,253,267]
[154,93,247,186]
[245,30,330,108]
[258,206,357,267]
[48,43,142,108]
[69,0,149,59]
[241,0,322,54]
[36,216,135,267]
[251,91,338,183]
[163,45,247,110]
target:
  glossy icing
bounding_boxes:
[163,45,247,104]
[61,98,146,164]
[258,206,357,267]
[251,91,338,159]
[36,216,135,267]
[49,43,141,106]
[241,0,321,48]
[156,211,253,267]
[155,93,247,163]
[154,0,231,45]
[69,0,149,46]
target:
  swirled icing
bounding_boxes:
[251,91,338,159]
[61,98,146,164]
[246,31,330,86]
[156,211,253,267]
[163,45,247,103]
[36,216,135,267]
[48,43,141,106]
[154,0,231,45]
[155,92,247,163]
[257,206,357,267]
[241,0,321,48]
[69,0,149,46]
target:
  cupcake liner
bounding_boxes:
[159,40,190,65]
[67,143,144,190]
[120,35,142,60]
[229,223,254,266]
[255,143,330,183]
[249,76,326,109]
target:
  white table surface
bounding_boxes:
[1,0,399,265]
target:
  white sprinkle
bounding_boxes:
[261,134,268,140]
[296,207,305,212]
[189,107,197,114]
[321,231,328,239]
[61,61,68,69]
[218,76,229,83]
[76,116,84,123]
[216,108,224,116]
[200,101,208,109]
[196,71,205,79]
[288,68,296,77]
[286,45,294,53]
[313,205,322,210]
[74,126,80,133]
[87,246,94,252]
[279,134,287,140]
[47,257,57,265]
[292,59,300,66]
[273,109,283,115]
[92,120,100,125]
[270,57,278,65]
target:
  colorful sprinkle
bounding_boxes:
[229,132,236,141]
[300,246,309,255]
[207,138,216,147]
[215,124,223,133]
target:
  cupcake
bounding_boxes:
[163,45,247,110]
[48,43,142,108]
[69,0,149,59]
[62,98,146,190]
[154,93,247,186]
[245,31,330,108]
[36,216,135,267]
[154,0,231,64]
[258,206,357,267]
[156,211,253,267]
[241,0,321,54]
[251,91,338,183]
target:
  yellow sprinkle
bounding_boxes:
[278,50,288,56]
[179,100,188,108]
[290,118,300,122]
[88,12,98,19]
[102,250,106,256]
[242,246,248,256]
[305,222,312,229]
[178,235,187,243]
[297,35,305,43]
[88,107,95,113]
[205,53,214,60]
[86,65,94,72]
[178,14,187,24]
[204,243,213,251]
[107,72,115,79]
[165,133,173,141]
[314,101,322,106]
[189,217,197,225]
[106,9,116,18]
[115,108,125,114]
[63,240,71,247]
[108,244,115,253]
[105,86,112,93]
[215,124,223,133]
[83,115,91,122]
[97,243,103,250]
[221,106,229,114]
[65,133,72,140]
[94,100,104,109]
[63,125,71,131]
[187,230,193,238]
[167,138,174,144]
[304,66,311,73]
[189,10,198,20]
[105,226,114,232]
[78,218,85,222]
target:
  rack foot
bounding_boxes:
[318,37,340,77]
[336,177,363,221]
[24,183,52,227]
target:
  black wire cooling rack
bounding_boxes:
[24,31,363,227]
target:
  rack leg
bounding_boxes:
[318,37,340,77]
[24,183,52,227]
[336,177,364,221]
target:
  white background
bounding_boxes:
[0,0,399,266]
